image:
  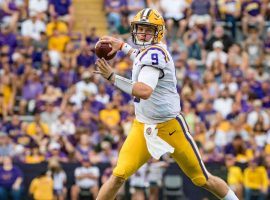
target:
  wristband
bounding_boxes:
[107,72,114,81]
[121,43,132,55]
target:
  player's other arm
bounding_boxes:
[112,66,159,100]
[132,82,153,100]
[134,67,160,99]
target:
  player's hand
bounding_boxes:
[94,58,115,83]
[99,36,124,56]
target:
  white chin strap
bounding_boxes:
[135,35,153,46]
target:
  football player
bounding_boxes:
[95,8,239,200]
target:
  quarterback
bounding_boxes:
[95,8,239,200]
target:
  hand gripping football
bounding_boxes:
[95,41,116,60]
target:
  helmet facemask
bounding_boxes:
[131,23,160,46]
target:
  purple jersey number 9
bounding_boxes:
[151,53,159,65]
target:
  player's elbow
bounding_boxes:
[139,87,153,100]
[139,91,152,100]
[133,83,153,100]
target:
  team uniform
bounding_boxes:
[96,7,239,200]
[113,43,209,187]
[95,7,240,200]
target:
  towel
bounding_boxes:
[144,124,175,160]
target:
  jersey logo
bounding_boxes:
[146,127,152,135]
[169,130,176,136]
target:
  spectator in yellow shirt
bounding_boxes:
[24,146,45,164]
[46,14,68,37]
[99,102,120,129]
[29,171,54,200]
[0,75,15,117]
[0,94,6,119]
[48,29,70,52]
[26,113,50,136]
[225,155,243,200]
[48,29,70,67]
[243,158,268,200]
[264,154,270,199]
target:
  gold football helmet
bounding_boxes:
[131,8,165,46]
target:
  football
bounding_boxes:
[95,41,116,60]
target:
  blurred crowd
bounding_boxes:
[0,0,270,199]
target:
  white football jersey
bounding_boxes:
[132,43,181,124]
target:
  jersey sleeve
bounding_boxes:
[139,47,170,70]
[138,66,160,90]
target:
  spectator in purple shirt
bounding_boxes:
[224,134,251,164]
[23,72,44,101]
[0,0,19,31]
[19,71,44,114]
[246,72,265,99]
[0,24,17,54]
[75,132,93,162]
[227,53,244,81]
[198,100,218,129]
[3,115,21,136]
[85,27,99,49]
[0,156,23,200]
[70,91,104,116]
[77,41,96,69]
[75,109,99,132]
[185,59,202,83]
[96,141,118,165]
[189,0,212,37]
[261,81,270,108]
[56,63,77,92]
[241,0,264,36]
[235,82,253,113]
[39,62,55,86]
[11,131,34,150]
[49,0,74,31]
